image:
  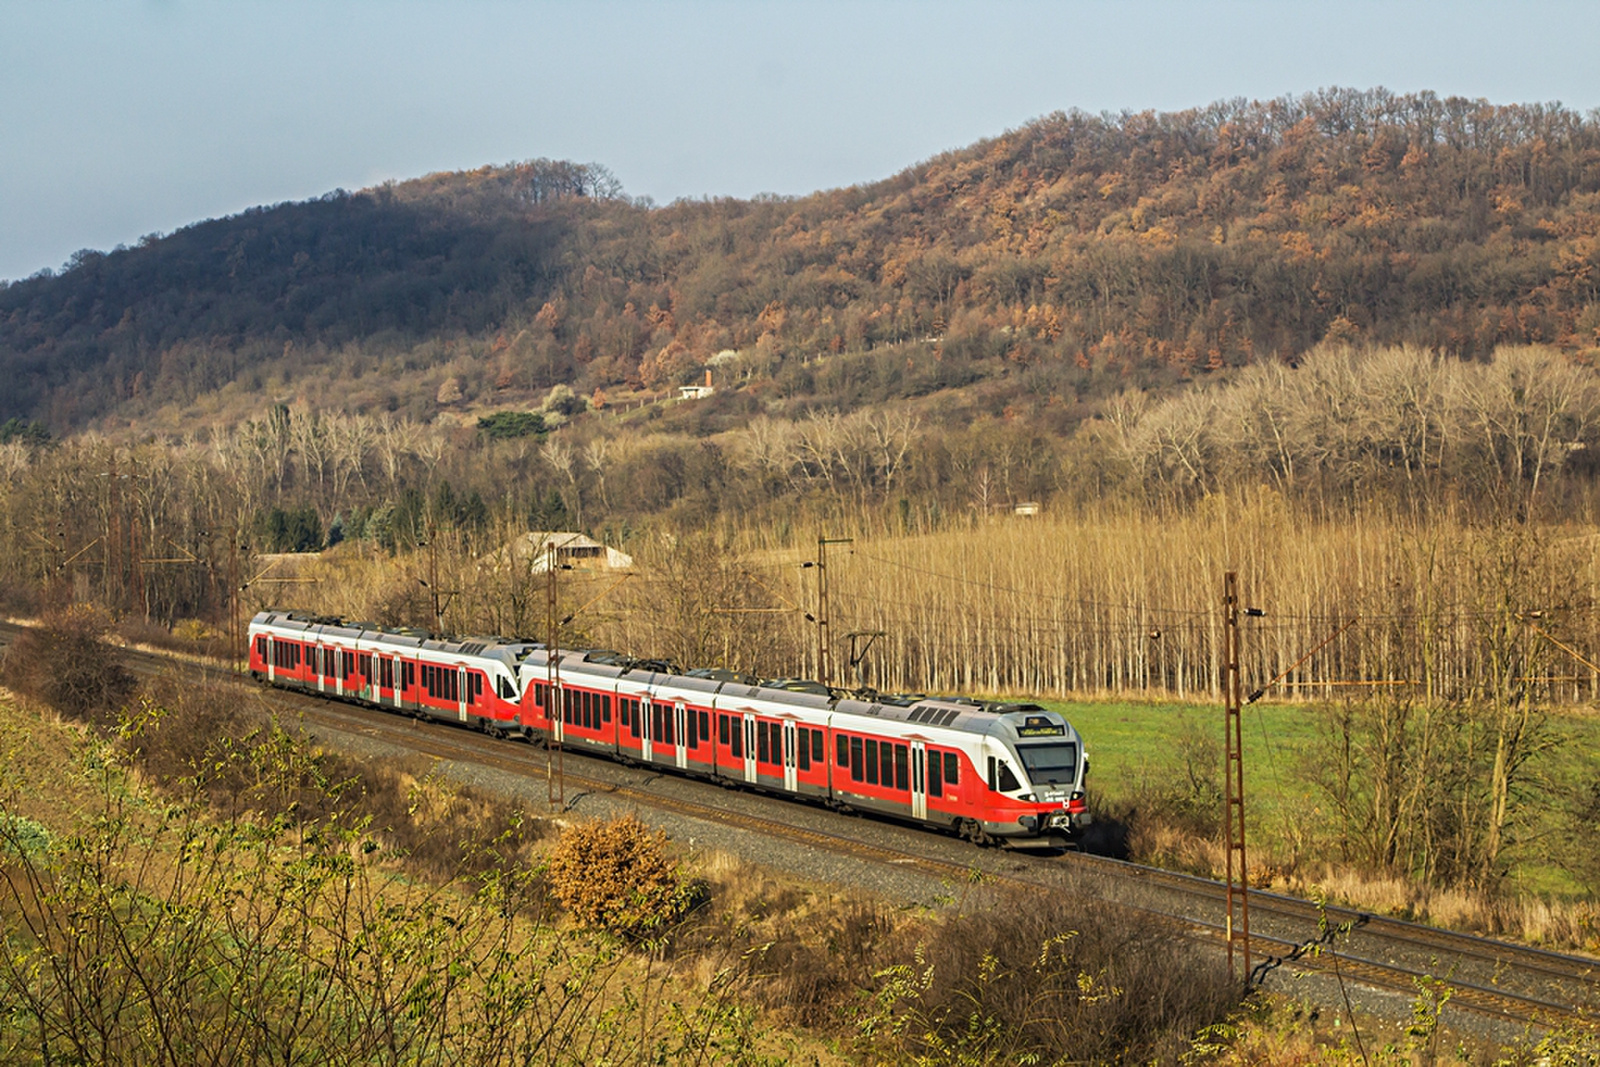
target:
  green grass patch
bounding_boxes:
[1041,695,1600,899]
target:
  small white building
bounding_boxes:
[678,369,715,400]
[498,531,633,573]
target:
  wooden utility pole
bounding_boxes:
[1223,571,1250,984]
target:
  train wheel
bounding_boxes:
[959,819,993,847]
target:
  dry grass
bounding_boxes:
[1271,864,1600,954]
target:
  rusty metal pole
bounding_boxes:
[815,536,852,687]
[1223,571,1251,984]
[228,527,241,671]
[106,453,120,611]
[816,536,829,686]
[546,541,564,808]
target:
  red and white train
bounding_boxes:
[247,610,1091,846]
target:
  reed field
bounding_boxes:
[622,496,1600,707]
[257,492,1600,707]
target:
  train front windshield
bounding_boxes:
[1015,742,1079,787]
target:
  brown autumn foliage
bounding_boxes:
[545,814,702,937]
[7,88,1600,434]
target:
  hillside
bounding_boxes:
[6,86,1600,434]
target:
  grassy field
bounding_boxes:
[1043,694,1600,904]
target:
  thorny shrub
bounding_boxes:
[0,605,135,723]
[546,814,703,938]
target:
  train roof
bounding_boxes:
[250,611,1079,738]
[250,611,540,669]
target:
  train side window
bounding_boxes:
[662,707,673,744]
[864,740,879,785]
[945,752,958,786]
[928,750,943,797]
[880,743,894,789]
[768,723,781,762]
[838,734,849,768]
[403,662,414,688]
[849,737,864,782]
[699,710,709,739]
[730,719,742,758]
[602,695,612,724]
[686,708,698,748]
[894,745,908,791]
[718,714,729,745]
[255,637,266,658]
[797,728,811,771]
[630,701,641,739]
[757,723,770,763]
[998,761,1021,792]
[987,756,997,791]
[812,730,824,763]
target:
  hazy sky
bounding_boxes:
[3,1,1598,282]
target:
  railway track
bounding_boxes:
[3,620,1596,1034]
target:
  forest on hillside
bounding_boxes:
[5,87,1600,434]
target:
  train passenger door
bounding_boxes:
[456,665,468,722]
[392,655,404,709]
[640,697,653,762]
[674,704,689,770]
[742,713,757,783]
[782,721,798,792]
[909,741,928,820]
[316,643,327,695]
[265,635,275,683]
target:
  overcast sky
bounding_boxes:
[3,1,1598,282]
